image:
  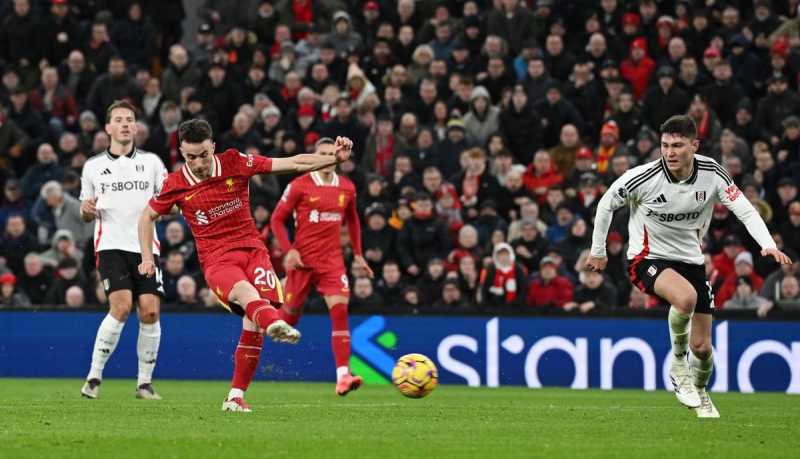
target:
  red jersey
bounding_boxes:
[270,171,362,268]
[148,149,272,268]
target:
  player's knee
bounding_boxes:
[674,290,697,313]
[109,303,132,321]
[690,338,712,359]
[138,308,159,324]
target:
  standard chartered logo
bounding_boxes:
[350,316,397,384]
[195,210,209,225]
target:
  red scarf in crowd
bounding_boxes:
[374,134,395,177]
[292,0,313,40]
[696,109,710,141]
[491,264,518,303]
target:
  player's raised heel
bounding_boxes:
[135,383,162,400]
[695,388,720,418]
[336,374,364,396]
[222,397,252,412]
[670,358,701,408]
[81,378,101,399]
[266,320,301,344]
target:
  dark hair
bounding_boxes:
[315,136,335,148]
[178,119,214,144]
[660,115,697,139]
[105,100,138,123]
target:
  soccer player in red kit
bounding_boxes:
[137,119,352,412]
[270,137,374,396]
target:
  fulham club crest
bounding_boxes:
[695,191,706,203]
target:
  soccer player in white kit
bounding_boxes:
[79,101,168,400]
[586,115,791,418]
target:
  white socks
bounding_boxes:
[668,306,691,359]
[336,366,349,382]
[690,350,714,388]
[137,321,161,387]
[228,388,245,399]
[88,314,125,381]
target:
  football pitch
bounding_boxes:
[1,379,797,458]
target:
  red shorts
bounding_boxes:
[203,247,284,315]
[283,265,349,307]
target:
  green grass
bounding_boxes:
[1,379,797,458]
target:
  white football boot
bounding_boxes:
[695,387,720,418]
[266,320,301,344]
[222,397,252,412]
[80,378,101,399]
[670,355,702,408]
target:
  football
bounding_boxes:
[391,353,438,398]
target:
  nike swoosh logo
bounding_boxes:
[309,197,320,202]
[260,287,272,292]
[185,192,200,201]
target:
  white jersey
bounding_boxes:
[80,149,167,255]
[591,154,775,266]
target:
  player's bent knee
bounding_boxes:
[674,290,697,313]
[109,302,132,321]
[229,281,261,306]
[690,339,712,359]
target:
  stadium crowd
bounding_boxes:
[1,0,800,317]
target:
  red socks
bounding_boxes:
[245,299,279,329]
[231,330,263,390]
[329,303,351,369]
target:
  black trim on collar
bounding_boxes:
[660,157,698,185]
[105,147,137,161]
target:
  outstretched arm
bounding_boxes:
[270,136,353,174]
[718,178,792,265]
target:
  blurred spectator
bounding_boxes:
[29,67,79,134]
[161,221,198,272]
[500,85,542,165]
[111,2,156,70]
[361,203,395,273]
[462,86,499,147]
[717,251,764,306]
[621,37,655,100]
[37,0,82,67]
[478,243,527,308]
[642,66,690,130]
[161,45,202,103]
[350,276,383,311]
[19,253,52,304]
[1,214,39,275]
[162,251,186,303]
[0,272,31,308]
[21,144,64,201]
[84,21,118,75]
[39,228,83,269]
[565,270,618,314]
[85,56,141,121]
[526,256,574,309]
[0,179,29,230]
[397,192,450,278]
[9,87,48,146]
[377,260,405,307]
[713,234,745,280]
[723,276,769,311]
[417,256,445,305]
[761,275,800,316]
[64,285,85,309]
[31,180,91,246]
[44,257,86,305]
[433,279,467,311]
[176,275,201,307]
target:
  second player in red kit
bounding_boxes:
[138,119,353,411]
[271,137,374,396]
